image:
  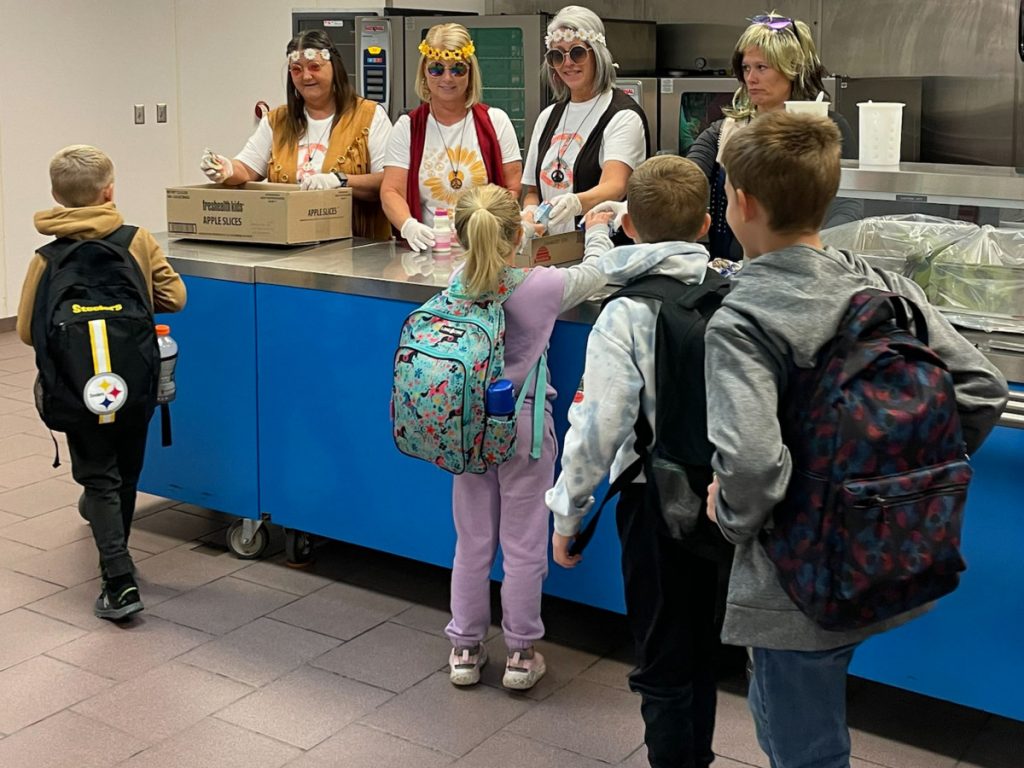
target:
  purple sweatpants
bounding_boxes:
[446,404,556,652]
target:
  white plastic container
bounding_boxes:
[858,102,905,168]
[784,100,829,117]
[155,324,178,404]
[432,208,452,253]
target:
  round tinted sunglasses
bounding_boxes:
[545,45,590,68]
[426,61,469,78]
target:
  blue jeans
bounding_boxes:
[748,644,859,768]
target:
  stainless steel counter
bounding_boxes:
[838,161,1024,210]
[158,234,379,283]
[161,236,601,324]
[159,234,1023,416]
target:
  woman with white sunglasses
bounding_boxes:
[380,23,522,251]
[199,29,393,239]
[521,6,650,236]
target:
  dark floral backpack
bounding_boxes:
[764,290,971,631]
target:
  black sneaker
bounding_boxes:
[94,577,144,621]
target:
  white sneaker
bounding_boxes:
[449,644,487,686]
[502,649,546,690]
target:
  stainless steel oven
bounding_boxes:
[616,78,659,154]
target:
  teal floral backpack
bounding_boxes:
[391,267,545,474]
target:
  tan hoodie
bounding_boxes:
[16,203,187,345]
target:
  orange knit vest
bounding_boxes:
[267,99,391,240]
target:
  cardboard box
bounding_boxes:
[166,182,352,245]
[516,230,584,267]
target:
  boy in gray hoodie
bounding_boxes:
[546,155,726,768]
[706,112,1008,768]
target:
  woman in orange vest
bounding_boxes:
[200,30,392,240]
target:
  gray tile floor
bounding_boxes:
[0,327,1020,767]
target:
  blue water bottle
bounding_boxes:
[486,379,516,417]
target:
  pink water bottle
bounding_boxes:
[433,208,452,253]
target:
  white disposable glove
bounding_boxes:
[547,193,583,229]
[400,217,436,252]
[200,148,233,183]
[590,200,628,232]
[300,172,346,191]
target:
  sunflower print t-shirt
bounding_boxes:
[384,107,521,227]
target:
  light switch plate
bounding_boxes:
[134,104,145,124]
[156,103,167,123]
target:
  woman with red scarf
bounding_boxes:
[380,23,522,251]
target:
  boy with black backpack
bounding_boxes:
[705,112,1008,768]
[546,155,733,768]
[16,145,186,621]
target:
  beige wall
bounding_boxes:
[0,0,484,318]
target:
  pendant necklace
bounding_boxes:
[551,96,601,184]
[432,107,470,190]
[301,116,335,174]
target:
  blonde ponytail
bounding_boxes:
[454,185,521,296]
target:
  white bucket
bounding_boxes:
[858,102,904,168]
[784,100,829,118]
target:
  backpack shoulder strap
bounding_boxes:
[38,238,76,265]
[602,269,729,313]
[104,224,139,250]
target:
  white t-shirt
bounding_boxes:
[235,103,393,183]
[384,107,521,227]
[523,91,646,234]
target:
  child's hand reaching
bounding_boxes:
[583,209,614,232]
[552,531,582,568]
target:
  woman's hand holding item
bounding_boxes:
[300,172,346,191]
[400,217,436,251]
[547,193,582,228]
[200,148,233,183]
[589,199,628,231]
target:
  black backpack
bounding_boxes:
[30,226,160,438]
[570,270,734,563]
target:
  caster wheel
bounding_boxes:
[227,519,269,560]
[284,529,314,567]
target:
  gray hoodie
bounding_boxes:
[705,244,1008,651]
[546,233,710,535]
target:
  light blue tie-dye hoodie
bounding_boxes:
[545,236,709,536]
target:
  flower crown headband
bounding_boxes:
[544,27,606,48]
[288,48,331,63]
[418,39,475,62]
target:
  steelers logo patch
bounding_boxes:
[83,373,128,415]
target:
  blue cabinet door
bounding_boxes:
[851,424,1024,721]
[139,275,259,519]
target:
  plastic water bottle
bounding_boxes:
[433,208,452,253]
[486,379,515,418]
[155,324,178,404]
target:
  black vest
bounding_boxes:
[533,88,651,196]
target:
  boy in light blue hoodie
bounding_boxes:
[546,155,727,768]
